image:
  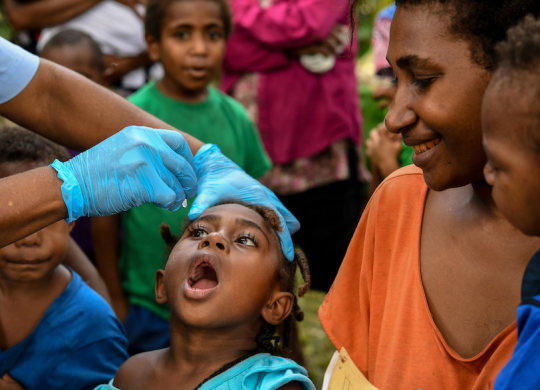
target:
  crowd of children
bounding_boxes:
[2,0,540,389]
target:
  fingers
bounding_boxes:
[157,136,198,200]
[156,129,196,169]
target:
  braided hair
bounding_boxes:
[160,201,311,355]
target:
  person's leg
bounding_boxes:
[279,149,362,292]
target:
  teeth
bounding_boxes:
[413,139,441,154]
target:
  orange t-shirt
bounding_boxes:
[319,165,517,390]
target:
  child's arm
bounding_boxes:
[92,215,130,321]
[63,237,112,304]
[4,0,101,30]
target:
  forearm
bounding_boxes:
[0,60,204,155]
[0,166,67,247]
[5,0,101,31]
[92,215,124,301]
[63,238,112,304]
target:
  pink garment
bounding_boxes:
[222,0,362,165]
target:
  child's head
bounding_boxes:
[156,202,310,352]
[381,0,540,191]
[40,29,105,85]
[0,127,73,283]
[482,15,540,237]
[145,0,231,98]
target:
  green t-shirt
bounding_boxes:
[121,82,272,320]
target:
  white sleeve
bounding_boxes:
[0,37,40,104]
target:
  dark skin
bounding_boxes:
[386,5,540,358]
[0,59,204,248]
[113,204,302,390]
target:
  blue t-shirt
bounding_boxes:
[95,353,315,390]
[0,37,39,104]
[0,269,129,390]
[495,249,540,390]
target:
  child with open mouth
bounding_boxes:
[95,202,315,390]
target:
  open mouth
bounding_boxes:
[188,261,219,290]
[412,138,441,154]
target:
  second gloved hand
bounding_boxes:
[51,126,198,222]
[188,144,300,261]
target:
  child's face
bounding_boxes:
[482,76,540,236]
[0,162,73,283]
[156,204,283,329]
[147,0,226,98]
[41,45,104,85]
[386,5,491,191]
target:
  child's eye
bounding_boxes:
[238,234,258,247]
[175,31,190,39]
[193,230,208,238]
[208,31,223,40]
[187,224,209,238]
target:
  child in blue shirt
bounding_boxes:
[95,201,314,390]
[482,15,540,390]
[0,127,128,390]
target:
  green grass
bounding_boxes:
[297,289,336,389]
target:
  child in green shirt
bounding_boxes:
[93,0,272,355]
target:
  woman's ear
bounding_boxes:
[155,269,168,305]
[261,290,294,325]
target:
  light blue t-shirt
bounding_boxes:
[0,37,40,104]
[95,353,315,390]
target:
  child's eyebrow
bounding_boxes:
[235,218,270,245]
[195,214,221,223]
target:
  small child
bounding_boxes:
[0,127,128,390]
[40,29,105,85]
[93,0,272,354]
[482,15,540,390]
[95,202,315,390]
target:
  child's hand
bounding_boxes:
[366,123,402,178]
[50,126,198,222]
[188,144,300,261]
[0,374,25,390]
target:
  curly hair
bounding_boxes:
[146,0,232,41]
[0,126,70,167]
[160,201,311,354]
[350,0,540,70]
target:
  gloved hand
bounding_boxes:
[188,144,300,261]
[51,126,197,222]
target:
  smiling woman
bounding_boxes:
[319,1,540,389]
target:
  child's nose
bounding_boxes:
[192,34,208,55]
[198,232,229,253]
[14,231,42,248]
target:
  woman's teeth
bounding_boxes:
[413,138,441,154]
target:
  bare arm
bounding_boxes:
[63,237,112,304]
[0,60,204,247]
[0,59,204,154]
[4,0,101,31]
[92,215,130,320]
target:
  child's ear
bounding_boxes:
[146,34,161,62]
[155,269,168,305]
[67,221,76,233]
[261,290,294,325]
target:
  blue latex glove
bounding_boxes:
[188,144,300,261]
[50,126,197,222]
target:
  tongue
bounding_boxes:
[192,278,218,290]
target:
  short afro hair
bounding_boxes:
[380,0,540,70]
[0,127,70,167]
[40,29,105,72]
[145,0,232,41]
